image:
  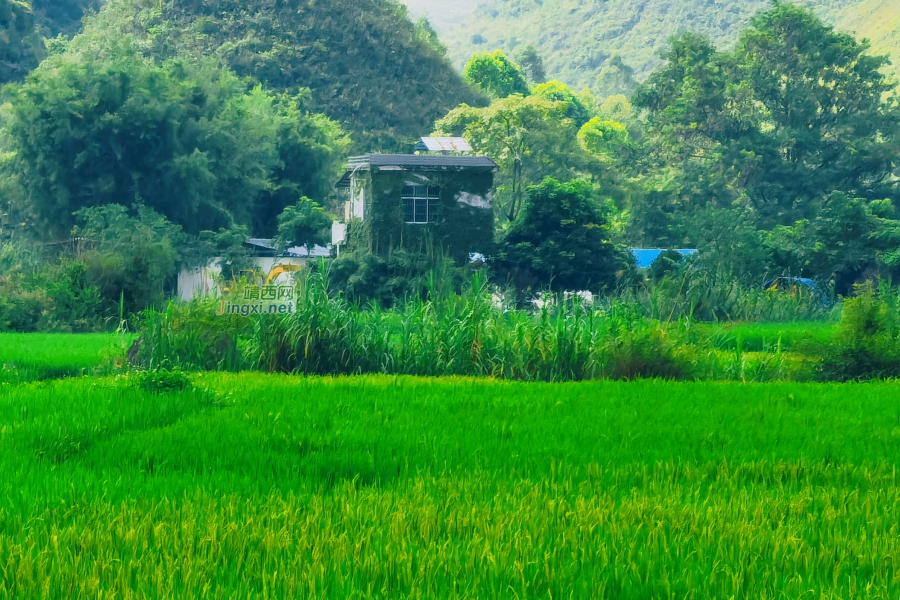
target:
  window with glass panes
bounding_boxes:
[401,185,439,224]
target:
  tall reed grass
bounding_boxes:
[137,271,848,382]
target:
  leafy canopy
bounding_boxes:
[275,197,334,252]
[73,204,184,312]
[531,81,592,127]
[32,0,105,37]
[495,177,624,293]
[433,94,588,223]
[514,44,546,84]
[0,0,45,84]
[628,4,900,291]
[84,0,485,150]
[463,50,530,99]
[634,5,900,228]
[5,32,347,238]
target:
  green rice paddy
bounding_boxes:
[0,333,897,598]
[0,333,132,383]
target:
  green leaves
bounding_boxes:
[463,50,530,99]
[495,177,625,293]
[630,4,900,291]
[434,94,584,223]
[274,197,333,252]
[85,0,483,150]
[578,117,629,159]
[5,33,346,237]
[0,0,45,84]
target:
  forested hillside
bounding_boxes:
[32,0,105,37]
[81,0,484,150]
[0,0,44,83]
[398,0,484,32]
[441,0,898,94]
[835,0,900,78]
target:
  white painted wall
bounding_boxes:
[177,257,312,302]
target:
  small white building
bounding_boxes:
[177,239,331,301]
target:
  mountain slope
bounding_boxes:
[0,0,44,83]
[440,0,885,93]
[835,0,900,81]
[32,0,105,37]
[398,0,485,32]
[75,0,488,150]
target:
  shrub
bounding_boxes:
[816,283,900,381]
[131,369,193,394]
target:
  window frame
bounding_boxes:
[401,185,440,224]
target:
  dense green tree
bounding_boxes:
[737,4,900,225]
[4,33,346,238]
[578,117,629,159]
[83,0,485,150]
[73,204,184,312]
[433,95,585,223]
[494,178,624,293]
[274,197,333,253]
[0,0,44,83]
[32,0,104,37]
[766,193,900,293]
[463,50,530,99]
[199,225,256,283]
[514,44,546,84]
[634,5,900,229]
[414,17,448,60]
[531,80,592,126]
[593,56,636,98]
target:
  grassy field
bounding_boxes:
[689,321,837,352]
[0,333,132,383]
[1,368,899,598]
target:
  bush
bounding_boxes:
[323,251,469,308]
[131,369,193,394]
[816,283,900,381]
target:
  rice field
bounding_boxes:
[2,367,900,598]
[0,333,132,383]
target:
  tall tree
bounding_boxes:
[274,197,334,253]
[5,33,347,238]
[433,94,584,223]
[514,44,546,84]
[634,5,900,229]
[531,80,592,126]
[0,0,44,83]
[463,50,530,99]
[495,178,624,293]
[737,3,900,226]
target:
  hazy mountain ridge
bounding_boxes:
[424,0,898,93]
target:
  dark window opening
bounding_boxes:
[402,185,440,224]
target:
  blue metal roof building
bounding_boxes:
[630,249,698,269]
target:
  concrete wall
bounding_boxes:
[177,257,311,302]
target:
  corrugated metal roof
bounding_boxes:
[285,244,332,258]
[630,249,697,269]
[415,137,473,152]
[244,239,331,258]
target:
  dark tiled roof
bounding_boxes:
[337,154,497,187]
[367,154,496,168]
